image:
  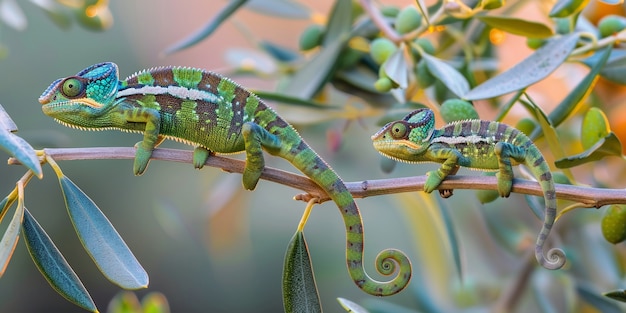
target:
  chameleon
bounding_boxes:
[38,62,412,296]
[371,108,566,270]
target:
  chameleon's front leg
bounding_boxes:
[240,122,282,190]
[494,142,527,197]
[128,108,161,175]
[424,148,462,194]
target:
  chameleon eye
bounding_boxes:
[61,78,83,98]
[390,122,407,139]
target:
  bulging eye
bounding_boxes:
[62,78,83,97]
[390,122,407,139]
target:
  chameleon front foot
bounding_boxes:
[424,170,445,193]
[133,143,153,176]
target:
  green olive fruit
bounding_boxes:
[381,6,400,17]
[374,77,394,92]
[415,37,435,55]
[598,15,626,38]
[552,172,572,185]
[415,60,435,88]
[515,118,537,136]
[482,0,504,10]
[440,99,479,123]
[299,24,324,51]
[395,6,422,34]
[369,37,397,65]
[602,205,626,244]
[526,38,547,50]
[581,107,610,150]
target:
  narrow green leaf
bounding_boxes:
[414,0,429,24]
[549,0,590,17]
[282,230,321,313]
[279,37,347,99]
[322,0,352,46]
[246,0,310,19]
[477,16,553,38]
[576,283,622,312]
[22,208,97,312]
[163,0,248,54]
[435,197,463,281]
[604,290,626,303]
[555,133,623,168]
[0,104,17,132]
[583,50,626,85]
[253,90,338,109]
[520,96,574,181]
[383,47,409,88]
[421,53,470,97]
[259,40,300,63]
[547,46,612,128]
[0,198,22,277]
[0,105,42,178]
[464,34,579,100]
[59,176,148,289]
[337,297,370,313]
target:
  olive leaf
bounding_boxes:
[0,104,42,178]
[464,34,579,100]
[22,208,97,312]
[282,230,321,313]
[477,15,553,38]
[58,175,148,289]
[555,133,623,168]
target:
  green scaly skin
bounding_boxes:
[371,108,566,270]
[39,62,411,296]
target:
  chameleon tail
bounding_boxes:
[525,146,566,270]
[285,140,412,296]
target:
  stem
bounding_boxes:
[7,147,626,211]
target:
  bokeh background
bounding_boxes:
[0,1,625,312]
[0,1,416,312]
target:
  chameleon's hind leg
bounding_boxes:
[192,146,213,169]
[438,165,459,198]
[241,122,282,190]
[494,142,527,197]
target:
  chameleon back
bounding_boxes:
[118,66,292,154]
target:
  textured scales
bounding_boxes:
[39,62,411,296]
[371,108,566,270]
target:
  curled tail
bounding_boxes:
[286,140,412,296]
[526,148,566,270]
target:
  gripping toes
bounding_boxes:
[133,144,153,175]
[425,170,444,193]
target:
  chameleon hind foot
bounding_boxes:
[192,146,212,169]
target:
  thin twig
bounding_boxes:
[7,147,626,210]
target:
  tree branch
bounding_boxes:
[7,147,626,209]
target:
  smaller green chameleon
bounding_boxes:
[371,108,565,270]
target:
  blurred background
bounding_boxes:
[0,0,625,312]
[0,1,417,312]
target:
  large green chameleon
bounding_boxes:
[38,62,411,295]
[371,108,565,270]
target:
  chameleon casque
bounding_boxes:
[38,62,411,296]
[371,108,566,270]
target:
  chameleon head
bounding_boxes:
[38,62,120,128]
[371,108,435,162]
